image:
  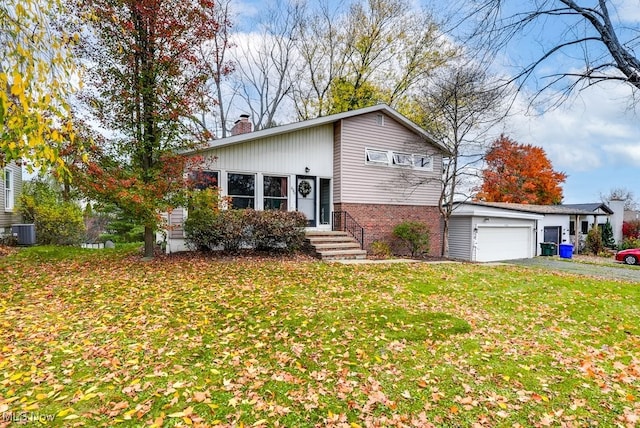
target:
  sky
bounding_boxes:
[229,0,640,206]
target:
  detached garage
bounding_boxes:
[449,203,543,262]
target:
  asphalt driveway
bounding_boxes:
[505,256,640,283]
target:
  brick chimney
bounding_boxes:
[231,114,252,136]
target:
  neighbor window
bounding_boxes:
[569,221,575,235]
[4,169,13,211]
[365,148,389,165]
[228,173,255,209]
[581,221,589,234]
[189,170,218,190]
[263,176,288,210]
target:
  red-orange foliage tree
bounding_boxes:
[476,135,567,204]
[69,0,230,258]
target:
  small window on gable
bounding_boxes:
[413,154,433,171]
[392,152,412,166]
[376,114,385,126]
[365,149,389,165]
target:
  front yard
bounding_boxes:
[1,247,639,427]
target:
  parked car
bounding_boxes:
[615,248,640,265]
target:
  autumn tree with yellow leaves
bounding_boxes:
[0,0,79,174]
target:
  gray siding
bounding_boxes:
[337,112,443,206]
[448,216,472,260]
[1,163,23,229]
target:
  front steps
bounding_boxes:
[305,231,367,261]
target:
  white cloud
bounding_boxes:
[612,0,640,23]
[503,81,640,172]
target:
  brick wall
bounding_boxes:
[334,203,443,257]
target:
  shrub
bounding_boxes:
[585,225,604,255]
[184,190,307,253]
[623,220,640,240]
[19,180,86,246]
[601,220,615,248]
[620,238,640,250]
[370,240,392,259]
[252,210,307,252]
[393,221,430,257]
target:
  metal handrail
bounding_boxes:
[332,211,365,249]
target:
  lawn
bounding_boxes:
[1,247,639,427]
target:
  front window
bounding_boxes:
[4,169,13,211]
[264,176,288,210]
[189,170,218,190]
[228,173,255,209]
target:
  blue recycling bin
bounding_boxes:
[559,243,573,259]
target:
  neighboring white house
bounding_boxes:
[164,104,451,255]
[1,162,23,235]
[449,201,618,262]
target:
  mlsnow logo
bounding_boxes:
[1,412,56,423]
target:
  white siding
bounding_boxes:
[337,112,443,206]
[200,125,334,178]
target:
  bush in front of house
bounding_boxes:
[620,237,640,250]
[393,221,430,257]
[585,225,604,255]
[184,189,307,253]
[19,179,86,246]
[250,210,307,252]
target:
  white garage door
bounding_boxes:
[476,226,532,262]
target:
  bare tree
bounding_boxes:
[291,0,453,118]
[292,1,347,119]
[414,63,507,256]
[231,1,304,130]
[601,187,637,210]
[458,0,640,105]
[196,0,235,138]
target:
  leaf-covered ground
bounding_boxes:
[1,247,639,427]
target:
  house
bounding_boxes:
[448,201,619,262]
[164,104,450,255]
[1,162,22,236]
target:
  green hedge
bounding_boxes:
[184,208,307,253]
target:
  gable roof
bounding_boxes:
[187,104,450,155]
[453,201,612,216]
[561,203,614,215]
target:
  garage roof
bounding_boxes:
[453,201,610,216]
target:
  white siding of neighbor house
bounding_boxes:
[336,112,443,206]
[448,216,473,260]
[1,163,23,230]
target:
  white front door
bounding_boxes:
[296,176,316,227]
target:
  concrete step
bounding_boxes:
[312,242,362,251]
[317,249,368,261]
[305,230,349,237]
[305,230,367,261]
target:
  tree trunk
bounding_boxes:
[144,226,154,259]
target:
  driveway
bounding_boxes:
[505,256,640,283]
